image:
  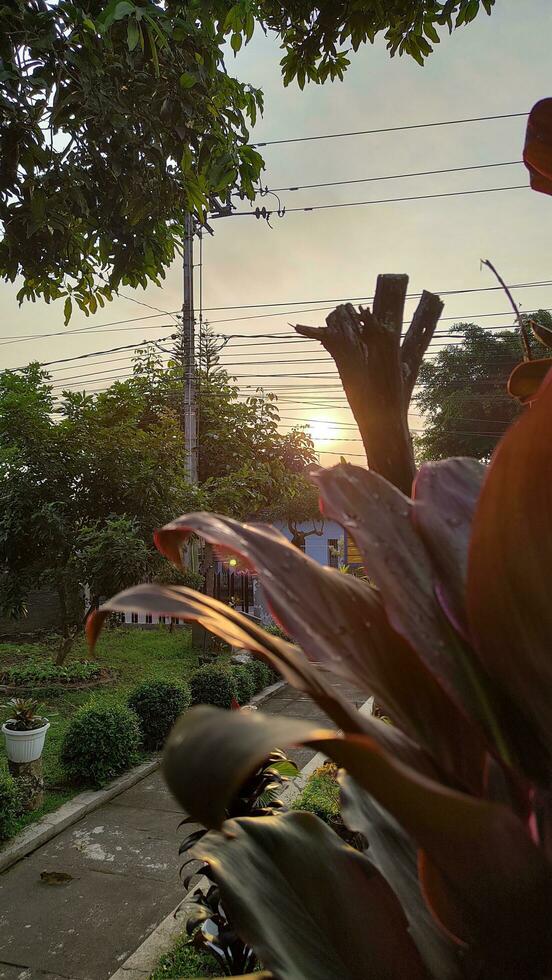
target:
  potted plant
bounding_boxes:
[1,698,50,763]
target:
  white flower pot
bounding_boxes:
[2,719,50,763]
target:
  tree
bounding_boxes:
[415,316,550,462]
[0,363,202,651]
[0,347,317,643]
[1,1,494,312]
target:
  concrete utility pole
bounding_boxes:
[182,212,198,483]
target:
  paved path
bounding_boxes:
[0,679,366,980]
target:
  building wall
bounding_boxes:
[0,590,62,637]
[273,520,344,567]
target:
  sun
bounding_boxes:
[308,418,340,444]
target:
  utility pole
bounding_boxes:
[182,212,198,483]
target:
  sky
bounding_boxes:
[1,0,551,463]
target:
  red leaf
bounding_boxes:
[412,458,486,637]
[467,367,552,765]
[153,513,484,787]
[524,98,552,196]
[507,357,552,404]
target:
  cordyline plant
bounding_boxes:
[88,367,552,980]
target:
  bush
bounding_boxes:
[149,934,220,979]
[128,680,190,750]
[190,665,236,710]
[248,659,271,693]
[293,764,340,824]
[0,771,22,841]
[60,702,141,787]
[0,659,102,687]
[230,665,255,706]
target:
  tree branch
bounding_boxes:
[295,273,443,496]
[400,290,445,403]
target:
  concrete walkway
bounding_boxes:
[0,679,366,980]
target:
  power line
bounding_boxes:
[252,111,528,148]
[266,160,522,194]
[229,184,528,218]
[201,280,552,312]
[10,335,176,373]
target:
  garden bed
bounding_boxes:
[0,627,202,840]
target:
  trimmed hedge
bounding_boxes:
[190,665,237,710]
[293,764,340,824]
[248,659,271,693]
[230,665,255,706]
[60,702,141,787]
[0,771,21,841]
[128,680,190,750]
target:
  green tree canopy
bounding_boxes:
[1,0,495,313]
[0,346,317,630]
[415,315,549,462]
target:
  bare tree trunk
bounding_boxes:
[296,274,443,496]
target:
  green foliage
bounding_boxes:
[190,664,236,709]
[0,1,263,312]
[0,770,22,841]
[248,659,271,693]
[60,702,141,787]
[415,320,549,462]
[261,0,496,83]
[148,932,221,979]
[230,664,255,706]
[128,680,190,750]
[0,659,102,688]
[2,697,46,731]
[293,764,340,824]
[76,517,151,604]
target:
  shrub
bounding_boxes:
[230,665,255,706]
[248,659,271,693]
[61,702,141,787]
[190,665,236,710]
[293,764,340,824]
[128,680,190,750]
[0,771,21,841]
[0,659,102,687]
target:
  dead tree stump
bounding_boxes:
[8,757,44,811]
[295,274,444,496]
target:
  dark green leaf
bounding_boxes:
[196,811,430,980]
[127,19,140,51]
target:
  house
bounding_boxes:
[272,519,344,567]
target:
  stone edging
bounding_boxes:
[108,694,374,980]
[0,681,286,875]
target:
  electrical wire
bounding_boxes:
[266,160,522,193]
[252,111,528,148]
[228,184,528,218]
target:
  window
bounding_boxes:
[328,538,339,568]
[158,615,166,624]
[171,616,179,624]
[119,612,126,624]
[145,614,152,625]
[131,613,138,624]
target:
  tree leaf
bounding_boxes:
[412,458,486,636]
[468,366,552,758]
[113,1,135,21]
[507,358,552,404]
[127,18,140,51]
[179,71,197,89]
[63,296,72,326]
[195,811,430,980]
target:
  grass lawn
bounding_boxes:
[0,626,204,838]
